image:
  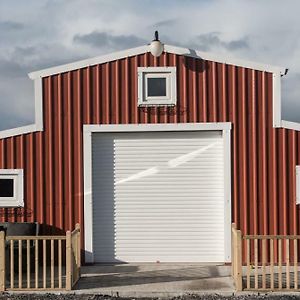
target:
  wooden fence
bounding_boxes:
[232,223,300,292]
[0,224,81,291]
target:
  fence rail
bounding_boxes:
[232,223,300,292]
[0,224,81,291]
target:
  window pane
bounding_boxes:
[0,179,14,197]
[147,78,166,97]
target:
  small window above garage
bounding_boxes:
[138,67,176,106]
[0,169,24,207]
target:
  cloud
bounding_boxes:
[152,19,177,28]
[0,21,23,31]
[73,31,146,50]
[190,32,249,52]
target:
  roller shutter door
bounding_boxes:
[92,131,225,262]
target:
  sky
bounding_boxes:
[0,0,299,130]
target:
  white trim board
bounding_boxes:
[83,122,232,263]
[272,72,282,128]
[84,122,232,133]
[281,120,300,131]
[0,78,43,139]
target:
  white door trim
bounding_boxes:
[83,122,232,263]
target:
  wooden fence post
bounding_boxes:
[76,224,81,276]
[236,229,243,291]
[232,224,243,291]
[0,231,5,291]
[66,231,72,291]
[231,224,236,278]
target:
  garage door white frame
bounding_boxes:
[83,122,232,263]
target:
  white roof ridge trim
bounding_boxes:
[28,44,286,80]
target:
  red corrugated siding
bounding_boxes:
[0,52,299,262]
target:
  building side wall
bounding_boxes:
[0,52,299,261]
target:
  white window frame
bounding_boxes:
[296,166,300,204]
[138,67,177,106]
[0,169,24,207]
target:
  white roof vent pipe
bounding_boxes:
[149,31,164,57]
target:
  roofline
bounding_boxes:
[0,77,43,139]
[1,45,299,141]
[0,123,38,140]
[28,44,286,80]
[281,120,300,131]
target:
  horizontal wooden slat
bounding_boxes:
[6,236,66,241]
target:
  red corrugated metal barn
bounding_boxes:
[0,41,299,264]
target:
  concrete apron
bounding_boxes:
[74,263,235,297]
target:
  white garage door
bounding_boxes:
[92,131,225,263]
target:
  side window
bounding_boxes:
[0,169,24,207]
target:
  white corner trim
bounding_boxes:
[273,72,282,128]
[83,122,232,263]
[28,44,286,79]
[0,78,43,139]
[0,169,24,207]
[34,77,43,131]
[84,122,231,134]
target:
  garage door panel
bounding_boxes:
[92,131,225,263]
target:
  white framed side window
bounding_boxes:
[0,169,24,207]
[138,67,177,106]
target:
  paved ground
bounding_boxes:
[74,263,234,297]
[4,264,300,299]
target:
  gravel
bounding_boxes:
[1,294,300,300]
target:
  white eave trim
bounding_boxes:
[0,124,39,140]
[281,120,300,131]
[29,45,150,79]
[28,44,286,79]
[164,45,286,75]
[0,77,43,139]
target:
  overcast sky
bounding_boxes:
[0,0,299,130]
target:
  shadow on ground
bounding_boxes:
[75,264,232,290]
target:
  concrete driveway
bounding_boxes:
[74,263,234,297]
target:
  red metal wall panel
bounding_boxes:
[0,52,299,262]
